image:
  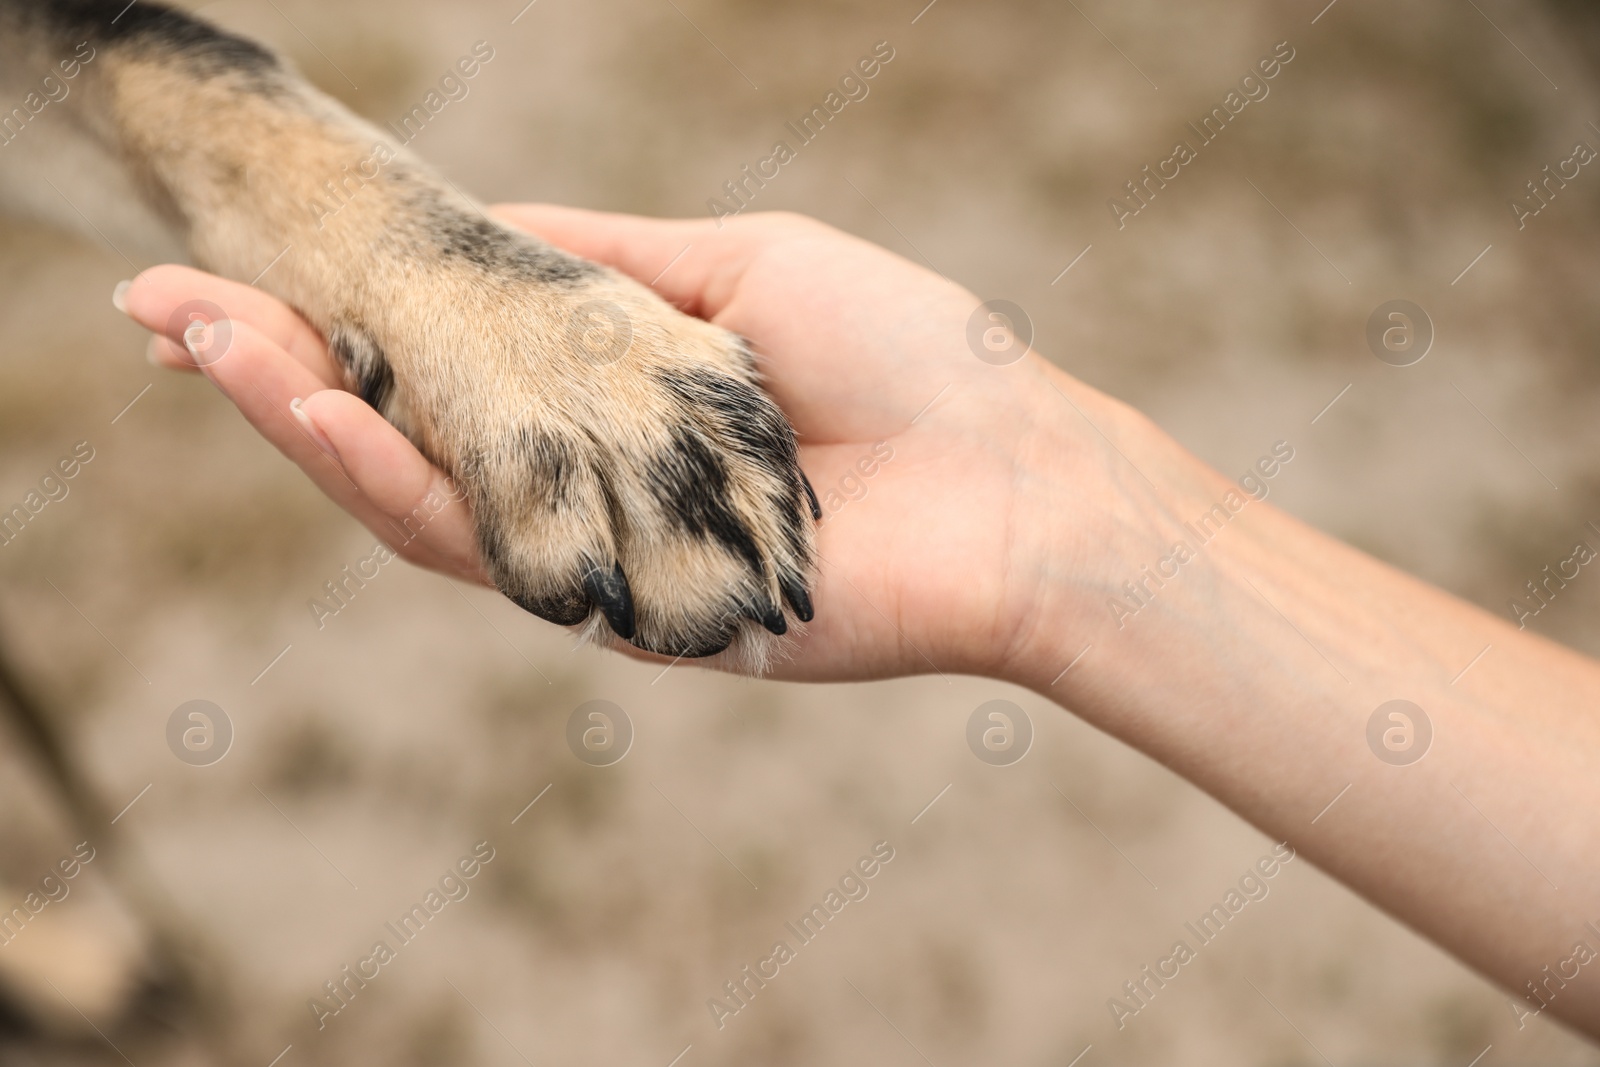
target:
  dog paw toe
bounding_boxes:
[366,251,816,666]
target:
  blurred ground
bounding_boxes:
[2,0,1600,1064]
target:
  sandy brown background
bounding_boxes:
[2,0,1600,1063]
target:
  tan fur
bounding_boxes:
[0,3,816,661]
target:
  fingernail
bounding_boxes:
[183,319,210,359]
[290,398,340,462]
[112,280,131,313]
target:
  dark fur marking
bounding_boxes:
[649,427,763,575]
[474,518,520,609]
[479,521,590,627]
[353,357,394,413]
[657,369,799,485]
[657,614,739,658]
[510,589,590,627]
[28,0,279,80]
[514,429,581,509]
[672,633,737,658]
[328,324,394,413]
[401,188,597,285]
[658,372,816,587]
[773,492,809,561]
[438,216,595,283]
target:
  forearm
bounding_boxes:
[1017,366,1600,1035]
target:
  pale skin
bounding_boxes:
[115,207,1600,1038]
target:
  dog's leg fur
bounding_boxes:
[0,0,817,663]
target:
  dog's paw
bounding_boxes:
[333,222,818,666]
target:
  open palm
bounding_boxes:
[121,207,1114,682]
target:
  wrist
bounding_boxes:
[984,360,1211,691]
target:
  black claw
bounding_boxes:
[800,470,822,521]
[745,597,788,636]
[582,560,636,640]
[780,577,814,623]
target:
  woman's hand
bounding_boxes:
[117,207,1172,683]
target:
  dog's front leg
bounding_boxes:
[0,0,818,664]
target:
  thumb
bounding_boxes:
[491,203,788,321]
